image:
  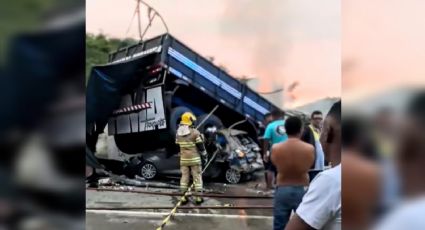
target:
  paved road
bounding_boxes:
[86,209,272,230]
[86,172,273,230]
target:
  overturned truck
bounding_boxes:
[87,34,282,183]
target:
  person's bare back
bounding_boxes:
[342,151,380,230]
[271,138,315,186]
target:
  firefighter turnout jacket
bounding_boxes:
[176,124,207,194]
[176,125,206,166]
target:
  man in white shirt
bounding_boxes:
[373,93,425,230]
[285,101,341,230]
[374,197,425,230]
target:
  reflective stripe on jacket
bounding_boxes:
[176,125,203,166]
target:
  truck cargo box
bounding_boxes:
[87,34,282,153]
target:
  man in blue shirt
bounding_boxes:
[263,109,288,189]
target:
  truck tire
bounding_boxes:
[197,114,224,134]
[164,91,173,111]
[169,106,193,138]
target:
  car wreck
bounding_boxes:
[86,34,283,184]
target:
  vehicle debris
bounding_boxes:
[86,34,281,183]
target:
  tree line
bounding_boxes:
[86,33,137,83]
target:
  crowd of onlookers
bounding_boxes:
[261,102,341,230]
[261,91,425,230]
[342,92,425,230]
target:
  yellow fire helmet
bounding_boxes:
[180,112,197,126]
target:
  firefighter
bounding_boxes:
[176,112,208,205]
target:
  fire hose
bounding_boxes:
[154,148,220,230]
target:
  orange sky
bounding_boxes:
[87,0,341,108]
[342,0,425,100]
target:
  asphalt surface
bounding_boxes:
[86,210,272,230]
[86,171,274,230]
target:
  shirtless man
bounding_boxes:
[285,101,342,230]
[341,117,381,230]
[271,116,315,230]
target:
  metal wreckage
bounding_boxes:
[86,33,305,185]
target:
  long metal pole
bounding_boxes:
[87,188,273,199]
[195,105,219,129]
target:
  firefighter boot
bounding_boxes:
[180,196,189,205]
[193,196,204,205]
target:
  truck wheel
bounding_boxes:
[197,114,224,134]
[164,91,173,111]
[169,106,193,137]
[140,162,157,180]
[225,168,241,184]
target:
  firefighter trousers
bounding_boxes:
[180,165,203,192]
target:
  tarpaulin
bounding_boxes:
[86,56,153,133]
